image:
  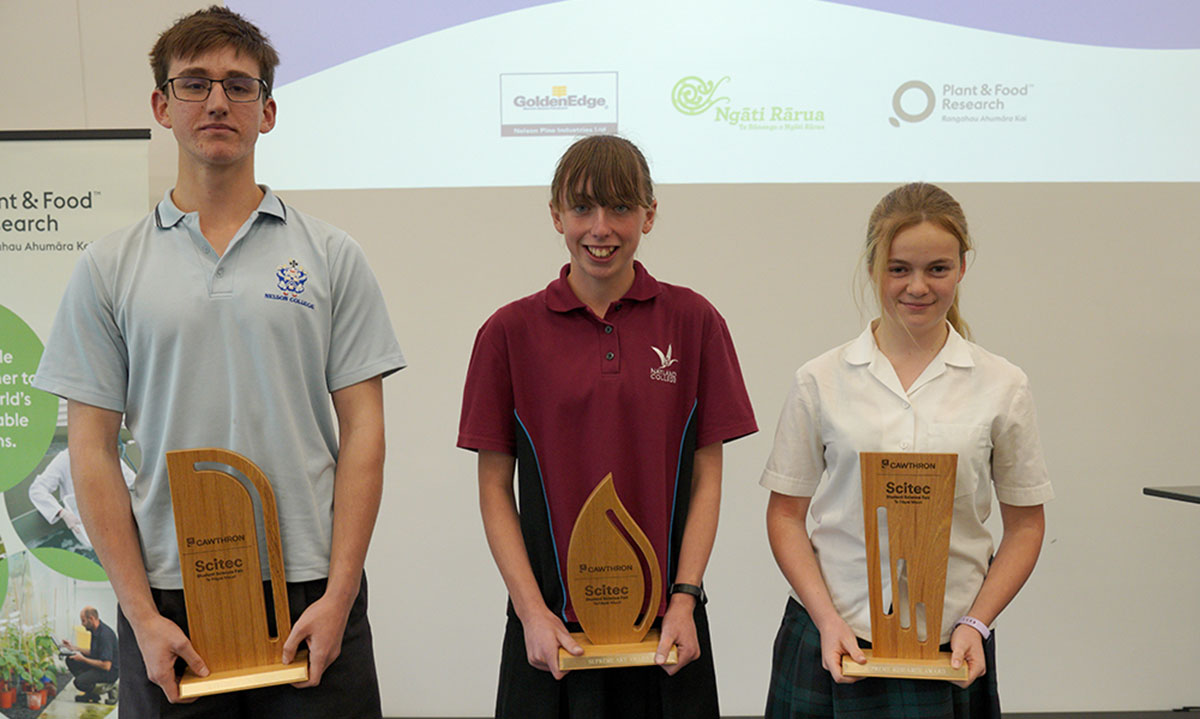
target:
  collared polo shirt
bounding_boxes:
[760,323,1053,643]
[34,187,405,588]
[459,262,757,622]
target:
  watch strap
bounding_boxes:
[954,615,991,640]
[669,583,706,604]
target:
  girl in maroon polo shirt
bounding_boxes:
[458,135,757,719]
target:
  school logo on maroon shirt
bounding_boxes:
[650,344,678,384]
[263,258,315,310]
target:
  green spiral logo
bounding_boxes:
[671,76,731,116]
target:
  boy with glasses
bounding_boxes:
[33,7,404,717]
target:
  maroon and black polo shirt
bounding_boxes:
[458,262,757,623]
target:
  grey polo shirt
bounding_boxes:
[33,187,405,589]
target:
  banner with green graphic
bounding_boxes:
[0,130,147,716]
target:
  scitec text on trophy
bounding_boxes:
[558,473,678,670]
[166,448,308,698]
[841,452,968,682]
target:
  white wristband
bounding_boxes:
[954,615,990,640]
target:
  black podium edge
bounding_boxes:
[1143,486,1200,505]
[0,129,151,142]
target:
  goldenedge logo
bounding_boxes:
[500,72,619,137]
[513,94,608,109]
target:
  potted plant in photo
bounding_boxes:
[1,621,27,709]
[33,625,60,700]
[0,645,19,708]
[16,626,59,710]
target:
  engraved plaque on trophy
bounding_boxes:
[558,473,678,670]
[841,452,968,682]
[166,448,308,698]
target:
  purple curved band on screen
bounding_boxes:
[226,0,567,87]
[227,0,1198,89]
[820,0,1200,49]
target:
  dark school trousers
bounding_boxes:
[117,573,382,719]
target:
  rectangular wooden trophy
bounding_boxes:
[558,474,679,670]
[166,448,309,698]
[842,452,968,681]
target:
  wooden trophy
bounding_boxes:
[842,452,968,681]
[558,474,678,670]
[166,448,308,698]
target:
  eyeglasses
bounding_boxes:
[162,76,268,103]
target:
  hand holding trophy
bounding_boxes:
[167,448,309,698]
[842,452,967,681]
[559,474,678,670]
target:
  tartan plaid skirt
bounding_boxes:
[765,598,1001,719]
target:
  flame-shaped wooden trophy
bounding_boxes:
[166,448,308,698]
[558,474,678,670]
[842,452,968,681]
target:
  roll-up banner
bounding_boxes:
[0,129,148,714]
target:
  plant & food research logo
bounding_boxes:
[671,75,825,131]
[889,79,1034,127]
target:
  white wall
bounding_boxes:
[3,2,1199,715]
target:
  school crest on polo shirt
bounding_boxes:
[650,344,678,384]
[263,259,316,310]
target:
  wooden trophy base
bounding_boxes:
[842,649,968,682]
[179,649,309,699]
[558,629,678,671]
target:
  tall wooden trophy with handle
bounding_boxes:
[558,473,679,670]
[842,452,968,681]
[166,448,309,698]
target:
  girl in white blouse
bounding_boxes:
[761,183,1053,719]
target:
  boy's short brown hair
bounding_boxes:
[150,5,280,96]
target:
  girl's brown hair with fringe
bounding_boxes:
[550,135,654,211]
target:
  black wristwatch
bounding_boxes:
[669,582,707,604]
